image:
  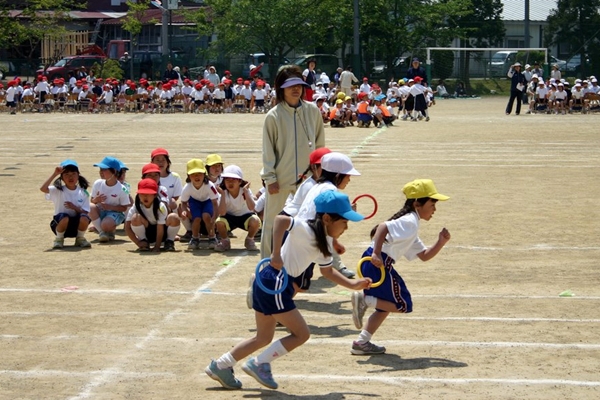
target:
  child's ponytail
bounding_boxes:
[294,165,312,186]
[135,194,161,220]
[307,212,343,257]
[369,198,430,239]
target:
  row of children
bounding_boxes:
[526,75,600,114]
[42,149,264,253]
[205,146,452,390]
[0,75,274,114]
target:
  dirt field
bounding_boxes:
[1,97,599,400]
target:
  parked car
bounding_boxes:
[565,54,590,73]
[132,51,163,80]
[289,54,341,78]
[550,55,567,71]
[488,51,517,77]
[36,55,106,80]
[0,61,16,80]
[370,56,407,79]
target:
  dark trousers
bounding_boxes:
[506,90,522,114]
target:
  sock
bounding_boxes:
[424,109,429,118]
[182,218,192,231]
[131,224,146,240]
[92,218,102,233]
[167,225,179,241]
[255,340,288,364]
[365,295,377,308]
[356,329,372,345]
[215,352,237,370]
[56,230,65,239]
[77,230,86,238]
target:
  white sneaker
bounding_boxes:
[351,291,368,329]
[53,237,64,249]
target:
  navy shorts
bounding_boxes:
[50,213,89,238]
[189,197,214,220]
[142,223,166,244]
[361,247,413,313]
[357,113,372,122]
[293,263,314,291]
[217,213,259,232]
[252,265,296,315]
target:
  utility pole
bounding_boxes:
[524,0,530,48]
[352,0,361,77]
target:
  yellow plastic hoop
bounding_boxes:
[356,256,385,288]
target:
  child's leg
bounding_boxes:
[54,216,69,238]
[202,213,215,237]
[165,213,180,241]
[191,217,201,237]
[215,220,228,240]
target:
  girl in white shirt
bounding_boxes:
[125,178,168,252]
[350,179,451,355]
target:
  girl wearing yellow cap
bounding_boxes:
[350,179,451,355]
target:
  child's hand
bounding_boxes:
[439,227,451,244]
[371,252,383,267]
[351,277,372,290]
[243,181,251,190]
[64,201,77,211]
[54,166,63,176]
[269,254,284,270]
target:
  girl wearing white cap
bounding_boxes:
[350,179,451,355]
[260,65,325,258]
[214,165,261,251]
[206,191,370,390]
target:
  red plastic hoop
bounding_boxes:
[352,194,378,220]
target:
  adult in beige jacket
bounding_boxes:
[260,65,325,257]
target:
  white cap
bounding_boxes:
[525,64,531,69]
[174,66,180,72]
[221,165,243,180]
[575,83,581,87]
[575,79,582,83]
[321,152,360,176]
[532,74,539,79]
[592,78,598,83]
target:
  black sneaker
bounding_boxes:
[163,240,176,252]
[180,230,192,243]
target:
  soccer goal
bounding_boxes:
[424,47,548,82]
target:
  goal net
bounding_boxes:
[425,47,548,82]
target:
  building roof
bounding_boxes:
[101,7,199,25]
[501,0,557,22]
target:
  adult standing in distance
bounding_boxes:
[339,65,359,96]
[302,58,317,101]
[406,57,427,85]
[260,65,326,258]
[505,62,527,115]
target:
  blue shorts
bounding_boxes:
[357,113,373,122]
[99,210,126,226]
[50,213,89,237]
[189,197,214,220]
[361,247,413,313]
[252,265,296,315]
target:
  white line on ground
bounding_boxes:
[67,256,243,400]
[0,369,175,378]
[277,374,600,387]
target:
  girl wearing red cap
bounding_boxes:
[125,178,168,252]
[350,179,451,355]
[5,80,18,114]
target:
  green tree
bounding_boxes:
[358,0,472,81]
[446,0,504,84]
[546,0,600,77]
[0,0,82,66]
[122,0,154,79]
[188,0,338,78]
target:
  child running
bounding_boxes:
[179,159,219,250]
[350,179,451,355]
[206,191,371,390]
[40,159,92,249]
[124,178,168,252]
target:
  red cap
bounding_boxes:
[142,163,161,175]
[151,148,169,159]
[224,70,231,75]
[82,85,89,90]
[363,77,368,81]
[358,92,368,100]
[244,80,250,85]
[137,178,158,195]
[236,77,243,82]
[194,83,202,90]
[414,76,423,82]
[224,79,232,85]
[309,147,332,165]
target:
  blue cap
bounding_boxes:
[93,156,121,171]
[388,98,398,103]
[116,158,129,171]
[314,191,364,222]
[60,159,79,169]
[375,94,386,102]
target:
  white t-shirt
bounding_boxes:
[296,182,337,220]
[281,218,333,277]
[6,87,16,102]
[554,90,567,100]
[239,86,253,100]
[283,177,317,217]
[253,88,267,100]
[91,179,130,207]
[159,172,183,200]
[180,181,219,202]
[45,185,90,216]
[571,89,584,100]
[222,188,255,216]
[126,202,167,225]
[377,212,426,263]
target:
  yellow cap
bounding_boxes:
[187,159,206,175]
[336,92,346,100]
[402,179,449,201]
[205,153,223,166]
[344,96,352,101]
[335,98,344,104]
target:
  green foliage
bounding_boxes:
[545,0,600,76]
[432,50,454,80]
[516,51,545,65]
[123,0,153,43]
[92,60,124,80]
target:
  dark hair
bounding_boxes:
[316,169,348,188]
[369,197,437,239]
[308,212,344,256]
[117,168,127,180]
[135,193,161,221]
[294,162,321,186]
[186,174,209,184]
[275,65,305,103]
[54,165,89,191]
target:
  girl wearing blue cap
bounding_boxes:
[40,160,92,249]
[206,191,372,390]
[350,179,451,355]
[89,156,131,243]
